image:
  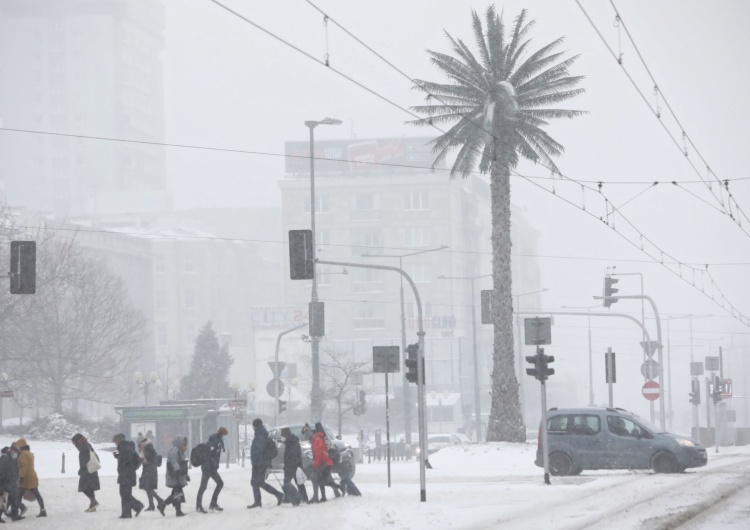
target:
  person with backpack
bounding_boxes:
[195,426,227,513]
[247,418,283,509]
[112,433,145,519]
[158,435,190,517]
[280,427,304,506]
[136,433,164,511]
[16,438,46,518]
[72,433,100,512]
[0,445,23,521]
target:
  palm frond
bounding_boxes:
[471,9,491,70]
[521,88,586,108]
[508,39,566,85]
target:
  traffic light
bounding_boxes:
[689,379,701,405]
[712,376,723,404]
[289,229,314,280]
[10,241,36,295]
[279,399,287,414]
[405,343,419,384]
[603,276,619,308]
[526,348,555,382]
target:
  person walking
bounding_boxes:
[196,426,226,513]
[247,418,283,509]
[311,423,335,503]
[16,438,46,517]
[112,433,144,519]
[158,435,189,517]
[0,445,22,521]
[72,433,100,512]
[280,427,303,506]
[301,423,314,442]
[136,433,164,511]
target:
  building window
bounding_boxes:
[404,191,429,210]
[184,288,195,309]
[303,194,329,214]
[156,323,167,347]
[183,253,194,273]
[315,230,331,251]
[353,303,385,330]
[351,193,381,221]
[185,325,196,346]
[351,267,384,293]
[155,289,166,310]
[317,266,332,287]
[404,262,430,283]
[406,300,433,319]
[404,226,431,247]
[351,228,383,256]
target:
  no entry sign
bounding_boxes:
[642,380,660,401]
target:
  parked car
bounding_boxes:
[422,433,472,455]
[267,424,356,479]
[535,407,707,475]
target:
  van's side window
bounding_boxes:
[548,415,569,432]
[571,414,600,435]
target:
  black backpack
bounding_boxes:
[264,438,278,461]
[328,445,341,464]
[191,443,206,467]
[156,454,163,468]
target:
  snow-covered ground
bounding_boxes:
[2,436,750,529]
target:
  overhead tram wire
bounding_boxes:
[296,0,750,325]
[609,0,750,228]
[575,0,750,237]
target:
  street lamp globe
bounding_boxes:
[133,371,144,384]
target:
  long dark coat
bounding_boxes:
[0,453,19,495]
[77,442,101,492]
[116,440,139,487]
[138,442,159,491]
[251,425,271,467]
[283,433,303,472]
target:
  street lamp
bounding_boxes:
[305,116,342,423]
[514,288,549,411]
[363,244,448,445]
[133,371,160,406]
[437,273,491,442]
[561,305,599,406]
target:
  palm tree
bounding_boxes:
[410,7,585,442]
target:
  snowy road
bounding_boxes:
[7,440,750,529]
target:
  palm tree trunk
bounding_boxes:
[486,139,526,443]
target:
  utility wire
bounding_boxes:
[577,0,750,236]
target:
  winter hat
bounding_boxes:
[1,447,8,455]
[280,427,291,438]
[72,433,87,447]
[217,426,229,436]
[112,433,126,445]
[252,418,263,428]
[136,432,148,445]
[314,422,324,434]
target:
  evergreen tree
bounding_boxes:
[179,321,234,399]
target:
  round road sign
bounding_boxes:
[266,378,285,398]
[642,380,660,401]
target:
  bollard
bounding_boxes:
[242,449,245,468]
[367,447,371,464]
[61,452,65,474]
[226,450,229,469]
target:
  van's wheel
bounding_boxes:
[570,466,583,476]
[651,451,679,473]
[549,452,573,476]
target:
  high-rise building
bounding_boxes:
[0,0,168,216]
[272,136,543,435]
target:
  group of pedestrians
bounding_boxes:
[0,439,47,522]
[65,418,360,519]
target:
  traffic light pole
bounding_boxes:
[595,294,665,431]
[317,258,428,502]
[538,346,551,485]
[385,371,392,487]
[274,323,307,427]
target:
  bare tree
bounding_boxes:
[319,347,370,435]
[0,229,146,413]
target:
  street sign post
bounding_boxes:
[524,317,552,345]
[690,362,704,377]
[642,381,660,401]
[268,361,286,377]
[640,340,658,358]
[227,399,247,410]
[373,346,400,488]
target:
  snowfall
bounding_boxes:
[1,427,749,530]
